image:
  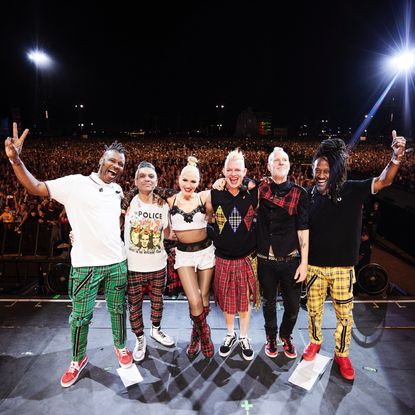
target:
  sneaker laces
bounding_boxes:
[240,337,251,350]
[156,329,167,339]
[136,336,145,348]
[117,347,129,357]
[223,333,235,347]
[266,336,277,349]
[68,361,80,373]
[283,336,294,352]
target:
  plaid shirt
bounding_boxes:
[258,178,301,215]
[257,179,309,257]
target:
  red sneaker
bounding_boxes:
[281,336,297,359]
[334,354,355,380]
[265,335,278,358]
[60,355,88,387]
[302,342,321,361]
[115,347,133,368]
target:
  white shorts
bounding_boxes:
[174,244,215,270]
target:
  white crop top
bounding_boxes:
[170,194,207,231]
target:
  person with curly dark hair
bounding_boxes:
[5,122,132,388]
[302,131,406,381]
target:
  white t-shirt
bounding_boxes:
[45,173,126,267]
[124,195,169,272]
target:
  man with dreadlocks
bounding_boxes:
[5,122,132,387]
[302,131,406,381]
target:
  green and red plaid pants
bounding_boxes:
[68,260,127,361]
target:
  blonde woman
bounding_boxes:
[167,156,215,358]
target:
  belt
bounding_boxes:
[257,251,299,263]
[177,238,212,253]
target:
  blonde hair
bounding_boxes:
[224,148,245,168]
[180,156,200,179]
[268,146,289,164]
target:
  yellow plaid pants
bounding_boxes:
[306,265,355,357]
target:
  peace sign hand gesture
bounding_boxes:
[5,122,29,162]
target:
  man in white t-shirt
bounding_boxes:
[5,123,133,388]
[124,161,175,362]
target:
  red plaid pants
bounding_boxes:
[127,267,166,335]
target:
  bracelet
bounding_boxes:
[9,158,21,166]
[391,158,401,165]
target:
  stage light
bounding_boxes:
[27,50,52,68]
[388,49,415,73]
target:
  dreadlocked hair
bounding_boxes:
[313,138,348,203]
[105,141,126,155]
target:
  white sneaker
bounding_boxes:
[133,334,146,362]
[150,325,175,347]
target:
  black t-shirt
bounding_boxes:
[44,208,60,222]
[357,239,371,270]
[257,180,309,257]
[308,179,373,267]
[211,188,258,259]
[26,210,40,224]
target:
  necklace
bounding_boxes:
[89,174,118,193]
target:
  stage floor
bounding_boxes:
[0,299,414,415]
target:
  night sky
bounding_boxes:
[0,1,412,133]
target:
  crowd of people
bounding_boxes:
[1,136,413,245]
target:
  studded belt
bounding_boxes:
[257,250,300,263]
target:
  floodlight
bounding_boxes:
[27,50,52,68]
[389,50,415,73]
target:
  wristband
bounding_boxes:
[391,158,401,165]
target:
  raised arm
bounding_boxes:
[5,123,49,197]
[373,130,406,193]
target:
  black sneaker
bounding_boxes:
[265,335,278,358]
[239,336,254,361]
[219,332,237,357]
[281,336,297,358]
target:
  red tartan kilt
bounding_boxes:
[214,256,256,314]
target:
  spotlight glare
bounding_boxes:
[27,50,52,68]
[390,50,415,73]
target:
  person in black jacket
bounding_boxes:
[256,147,309,359]
[302,131,406,381]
